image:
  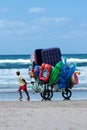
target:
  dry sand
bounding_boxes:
[0,100,87,130]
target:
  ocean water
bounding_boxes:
[0,54,87,101]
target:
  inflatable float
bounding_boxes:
[29,47,80,100]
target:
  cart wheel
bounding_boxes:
[62,89,72,100]
[40,89,53,100]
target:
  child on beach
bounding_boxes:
[16,71,30,101]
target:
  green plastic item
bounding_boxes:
[48,61,62,86]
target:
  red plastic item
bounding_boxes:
[39,63,52,83]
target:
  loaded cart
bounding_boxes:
[29,47,80,100]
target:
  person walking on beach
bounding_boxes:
[16,71,30,101]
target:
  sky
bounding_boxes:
[0,0,87,54]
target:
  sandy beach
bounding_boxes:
[0,100,87,130]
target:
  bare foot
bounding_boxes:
[26,97,30,101]
[19,97,23,101]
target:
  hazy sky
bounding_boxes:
[0,0,87,54]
